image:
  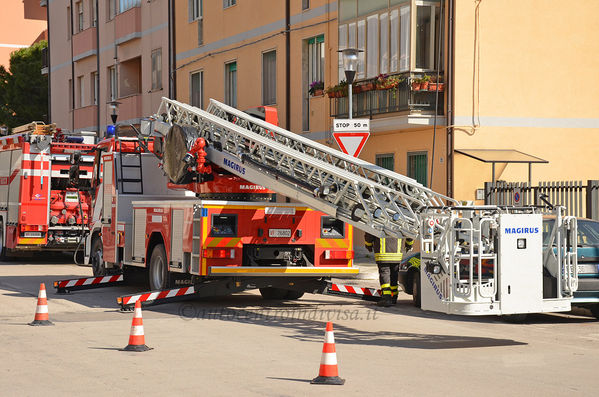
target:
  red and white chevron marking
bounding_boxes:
[0,134,24,150]
[55,275,123,289]
[119,286,196,306]
[329,283,381,297]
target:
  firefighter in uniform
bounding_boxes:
[365,233,414,307]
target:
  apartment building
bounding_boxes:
[45,0,170,133]
[174,0,338,138]
[0,0,47,68]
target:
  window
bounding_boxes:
[151,49,162,90]
[407,152,428,186]
[223,0,236,8]
[302,0,310,10]
[225,62,237,108]
[190,71,203,109]
[339,3,411,78]
[77,76,84,108]
[109,66,118,101]
[90,0,97,27]
[119,57,141,97]
[415,3,440,70]
[190,0,202,20]
[376,153,394,171]
[76,1,83,32]
[308,35,325,87]
[119,0,140,14]
[366,15,379,78]
[91,72,98,105]
[262,50,276,105]
[108,0,116,20]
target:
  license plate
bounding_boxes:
[24,232,42,238]
[269,229,292,238]
[577,264,599,274]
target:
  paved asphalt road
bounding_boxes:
[2,255,599,396]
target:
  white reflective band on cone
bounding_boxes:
[36,306,48,314]
[130,325,144,336]
[320,352,338,365]
[324,332,335,344]
[38,290,47,299]
[134,308,143,318]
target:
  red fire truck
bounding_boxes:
[83,108,357,297]
[0,123,95,259]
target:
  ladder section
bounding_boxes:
[117,138,143,194]
[156,97,456,238]
[206,99,457,206]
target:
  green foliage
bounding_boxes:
[0,40,48,130]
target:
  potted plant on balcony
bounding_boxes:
[375,74,389,90]
[429,75,445,92]
[309,80,324,97]
[325,81,348,98]
[359,79,375,92]
[420,74,431,90]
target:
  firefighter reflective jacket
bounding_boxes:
[364,233,403,263]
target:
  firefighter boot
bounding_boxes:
[391,285,399,304]
[377,285,393,307]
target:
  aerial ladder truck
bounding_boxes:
[0,122,94,258]
[56,98,578,316]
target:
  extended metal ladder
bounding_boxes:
[154,97,457,239]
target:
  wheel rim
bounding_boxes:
[151,255,165,289]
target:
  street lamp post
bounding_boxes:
[338,48,362,119]
[107,100,121,138]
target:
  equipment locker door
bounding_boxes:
[101,154,118,264]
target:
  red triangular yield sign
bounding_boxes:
[333,132,370,157]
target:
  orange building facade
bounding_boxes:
[45,0,170,133]
[0,0,47,68]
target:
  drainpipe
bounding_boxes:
[285,0,290,130]
[96,0,100,137]
[168,0,176,99]
[446,0,455,198]
[70,0,75,130]
[46,1,51,123]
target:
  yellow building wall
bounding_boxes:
[452,0,599,201]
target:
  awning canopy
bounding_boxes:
[455,149,548,183]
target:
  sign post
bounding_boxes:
[332,119,370,158]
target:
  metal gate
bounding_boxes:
[484,180,599,220]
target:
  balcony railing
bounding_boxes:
[329,72,444,118]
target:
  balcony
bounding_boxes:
[115,6,142,45]
[329,72,444,118]
[117,94,142,122]
[74,105,98,130]
[72,27,97,61]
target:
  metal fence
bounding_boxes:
[484,180,599,220]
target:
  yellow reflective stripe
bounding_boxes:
[381,238,386,253]
[390,286,398,290]
[381,283,390,288]
[382,290,392,295]
[375,253,403,261]
[364,241,373,246]
[405,239,414,245]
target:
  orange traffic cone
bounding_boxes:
[29,283,53,326]
[123,300,151,352]
[311,322,345,385]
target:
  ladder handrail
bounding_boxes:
[207,98,457,206]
